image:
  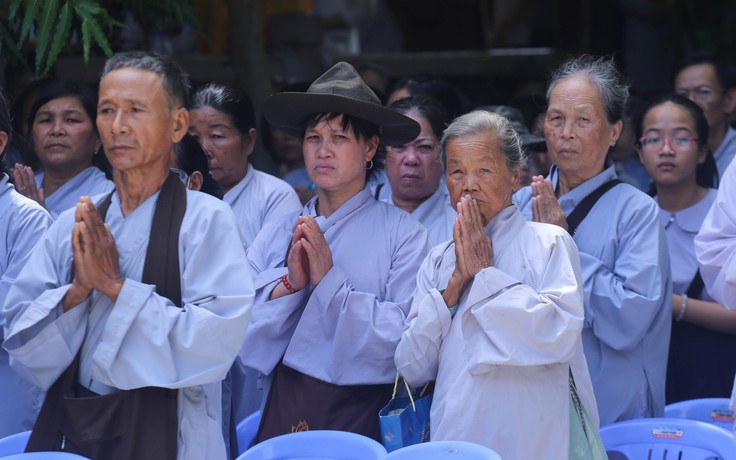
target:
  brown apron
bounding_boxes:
[26,172,186,460]
[255,360,393,444]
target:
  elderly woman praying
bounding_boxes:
[514,55,672,425]
[395,110,599,459]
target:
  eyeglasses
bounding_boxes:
[170,168,191,188]
[638,135,698,152]
[674,86,726,102]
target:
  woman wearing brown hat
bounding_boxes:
[241,62,431,443]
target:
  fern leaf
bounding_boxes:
[8,0,22,22]
[80,16,91,63]
[34,0,59,73]
[18,0,42,47]
[74,0,101,15]
[0,20,25,63]
[44,2,72,75]
[84,13,113,58]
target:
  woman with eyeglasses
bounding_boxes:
[636,94,736,403]
[12,79,113,219]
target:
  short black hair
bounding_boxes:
[672,51,736,90]
[191,83,256,136]
[174,133,224,199]
[101,51,191,109]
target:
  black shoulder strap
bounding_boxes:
[686,269,705,300]
[566,179,622,236]
[373,183,384,200]
[142,172,187,306]
[81,171,186,306]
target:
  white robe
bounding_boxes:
[395,206,598,460]
[3,188,254,460]
[694,159,736,412]
[378,185,456,246]
[0,175,52,437]
[514,164,671,425]
[35,167,114,220]
[224,166,301,247]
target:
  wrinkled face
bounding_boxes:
[302,114,377,195]
[544,76,621,182]
[189,106,254,191]
[97,68,187,175]
[637,102,705,188]
[674,63,734,133]
[32,96,99,172]
[445,132,519,226]
[385,111,443,205]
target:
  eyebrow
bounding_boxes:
[207,123,231,130]
[37,108,84,116]
[97,98,149,108]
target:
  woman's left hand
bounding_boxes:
[12,164,46,208]
[455,195,493,279]
[297,215,334,287]
[531,176,568,230]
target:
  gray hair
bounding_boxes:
[546,55,629,124]
[101,51,191,110]
[440,110,526,172]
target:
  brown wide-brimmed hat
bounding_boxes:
[264,62,420,145]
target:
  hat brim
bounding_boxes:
[264,92,420,145]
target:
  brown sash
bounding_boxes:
[26,172,187,460]
[255,361,393,444]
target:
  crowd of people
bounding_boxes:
[0,48,735,460]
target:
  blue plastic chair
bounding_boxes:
[0,430,31,457]
[236,430,387,460]
[600,417,736,460]
[0,453,90,459]
[664,397,735,431]
[383,441,502,459]
[236,410,261,454]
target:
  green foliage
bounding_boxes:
[0,0,199,75]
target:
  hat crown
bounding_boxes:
[308,62,381,106]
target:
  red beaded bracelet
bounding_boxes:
[281,274,297,294]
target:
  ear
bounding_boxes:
[188,170,203,191]
[243,128,257,158]
[635,144,645,164]
[609,120,624,147]
[171,107,189,143]
[364,135,379,162]
[510,165,521,192]
[0,131,8,157]
[696,144,708,165]
[724,88,736,115]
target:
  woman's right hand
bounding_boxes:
[286,216,311,291]
[12,164,46,208]
[445,195,493,308]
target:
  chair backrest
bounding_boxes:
[600,417,736,460]
[0,452,91,459]
[383,440,502,459]
[236,410,261,454]
[236,430,387,460]
[664,398,735,431]
[0,430,31,457]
